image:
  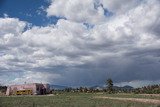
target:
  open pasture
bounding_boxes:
[0,93,160,107]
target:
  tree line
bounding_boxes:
[51,79,160,94]
[134,84,160,94]
[1,79,160,94]
[51,78,115,94]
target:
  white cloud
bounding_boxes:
[10,71,61,85]
[47,0,106,24]
[3,13,9,18]
[101,0,140,14]
[0,0,160,86]
[0,18,26,36]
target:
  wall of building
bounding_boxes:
[6,83,50,95]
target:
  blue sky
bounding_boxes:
[0,0,160,88]
[0,0,112,26]
[0,0,59,26]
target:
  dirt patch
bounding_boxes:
[46,94,55,96]
[139,94,160,97]
[0,92,5,96]
[95,96,160,105]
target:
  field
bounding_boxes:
[0,93,160,107]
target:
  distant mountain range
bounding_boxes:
[50,85,69,90]
[113,85,134,90]
[50,84,134,90]
[90,85,133,90]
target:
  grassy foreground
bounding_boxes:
[0,93,159,107]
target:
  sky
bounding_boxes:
[0,0,160,88]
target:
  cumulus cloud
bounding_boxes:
[101,0,140,14]
[47,0,107,24]
[0,17,26,36]
[0,0,160,86]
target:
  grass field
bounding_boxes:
[0,93,160,107]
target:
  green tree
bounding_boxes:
[106,78,113,93]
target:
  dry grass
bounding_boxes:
[0,93,160,107]
[95,96,160,105]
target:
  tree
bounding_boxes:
[106,78,113,93]
[0,85,7,93]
